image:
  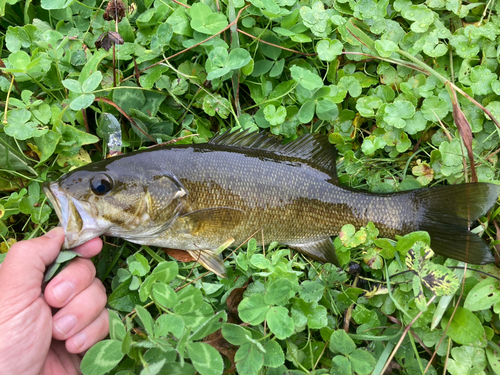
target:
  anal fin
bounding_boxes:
[290,238,340,266]
[187,249,227,278]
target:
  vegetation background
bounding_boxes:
[2,0,500,373]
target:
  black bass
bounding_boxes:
[43,130,500,276]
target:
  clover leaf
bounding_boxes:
[190,3,228,35]
[316,39,343,61]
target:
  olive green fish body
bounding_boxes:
[44,131,500,276]
[137,145,416,247]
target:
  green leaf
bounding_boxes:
[298,101,316,123]
[420,263,459,296]
[383,100,415,128]
[263,340,285,368]
[202,94,231,119]
[299,281,324,303]
[290,65,323,91]
[80,340,124,375]
[154,314,185,338]
[421,96,450,121]
[81,71,102,92]
[69,94,95,110]
[265,278,293,305]
[239,294,270,325]
[235,343,265,375]
[174,285,204,315]
[135,305,154,336]
[0,135,36,174]
[441,306,486,346]
[439,138,462,167]
[300,2,331,38]
[291,299,328,329]
[486,347,500,375]
[140,65,169,90]
[152,282,178,308]
[227,48,252,69]
[112,83,146,115]
[41,0,70,10]
[464,278,500,311]
[339,224,367,248]
[361,135,386,155]
[469,66,497,95]
[401,5,435,32]
[395,231,430,256]
[129,254,150,276]
[8,50,31,71]
[187,342,224,375]
[190,3,228,35]
[263,105,287,126]
[108,310,126,341]
[5,109,48,140]
[316,99,339,121]
[338,76,362,98]
[331,355,351,375]
[356,96,383,117]
[180,303,214,332]
[447,346,487,375]
[316,39,343,61]
[165,7,190,35]
[190,311,227,341]
[374,40,399,58]
[269,59,284,77]
[139,359,166,375]
[62,79,83,93]
[329,330,356,355]
[349,349,376,375]
[222,323,254,346]
[108,278,141,312]
[266,306,294,340]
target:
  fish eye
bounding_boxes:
[90,174,113,196]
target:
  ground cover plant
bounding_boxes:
[2,0,500,373]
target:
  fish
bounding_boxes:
[43,130,500,277]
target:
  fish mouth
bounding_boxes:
[43,182,106,249]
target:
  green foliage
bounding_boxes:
[2,0,500,374]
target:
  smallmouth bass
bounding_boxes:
[43,130,500,276]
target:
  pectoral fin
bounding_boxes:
[180,207,245,235]
[188,249,227,277]
[290,238,340,266]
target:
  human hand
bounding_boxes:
[0,227,109,375]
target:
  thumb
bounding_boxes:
[0,227,65,308]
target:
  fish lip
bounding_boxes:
[43,182,70,242]
[43,182,105,249]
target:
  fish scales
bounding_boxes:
[143,146,417,246]
[44,131,500,276]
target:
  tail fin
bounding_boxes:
[414,183,500,264]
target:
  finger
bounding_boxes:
[0,227,65,307]
[72,237,103,258]
[52,278,107,341]
[45,341,81,375]
[65,308,109,354]
[44,258,96,308]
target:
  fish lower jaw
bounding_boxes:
[43,182,108,249]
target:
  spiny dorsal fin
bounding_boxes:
[210,129,338,182]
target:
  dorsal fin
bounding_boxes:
[209,129,338,182]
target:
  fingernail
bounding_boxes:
[52,281,75,303]
[54,315,77,336]
[71,332,87,349]
[45,227,64,239]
